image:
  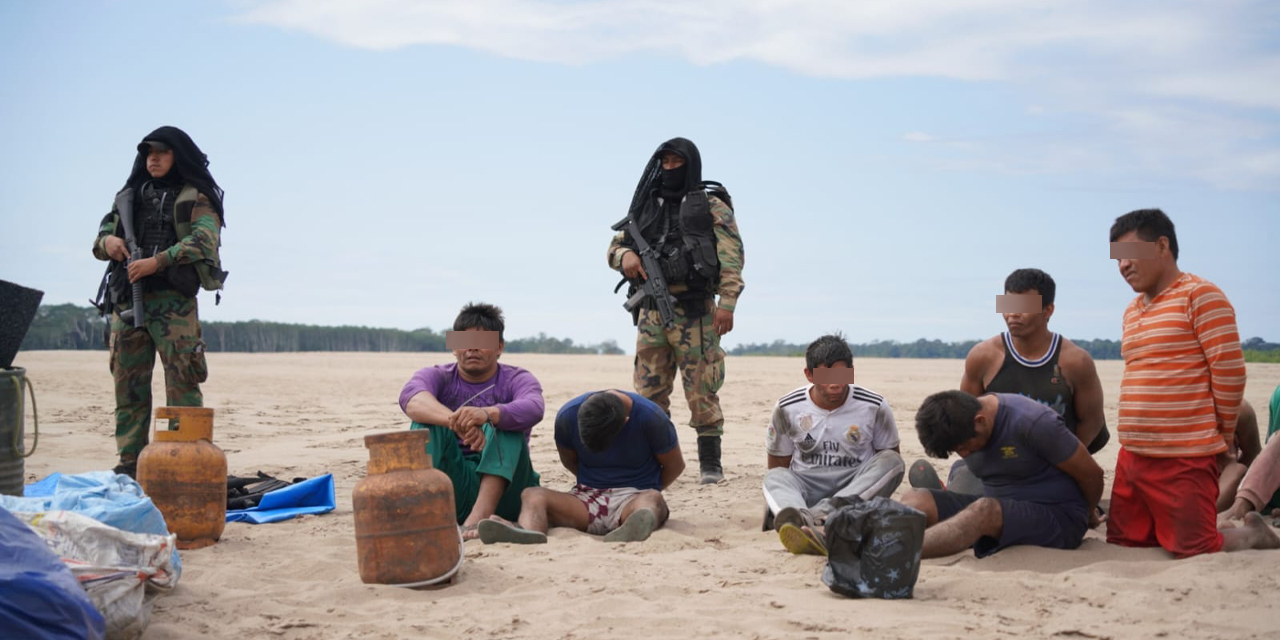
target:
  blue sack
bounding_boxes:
[226,473,336,524]
[0,506,107,640]
[2,471,182,576]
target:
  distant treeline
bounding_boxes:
[20,304,625,355]
[22,304,1280,362]
[728,337,1280,363]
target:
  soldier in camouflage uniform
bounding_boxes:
[608,137,744,484]
[92,126,227,478]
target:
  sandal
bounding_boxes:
[778,523,827,556]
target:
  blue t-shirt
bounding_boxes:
[965,394,1084,508]
[554,391,679,491]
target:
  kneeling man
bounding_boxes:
[764,334,905,554]
[478,389,684,544]
[399,302,544,538]
[903,390,1104,558]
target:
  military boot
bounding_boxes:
[697,435,724,484]
[112,454,138,480]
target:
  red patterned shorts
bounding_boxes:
[569,484,646,535]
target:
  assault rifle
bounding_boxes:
[115,189,145,328]
[611,215,678,330]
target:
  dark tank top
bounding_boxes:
[987,332,1109,454]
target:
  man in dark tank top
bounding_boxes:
[910,269,1109,494]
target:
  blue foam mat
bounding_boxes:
[226,473,335,524]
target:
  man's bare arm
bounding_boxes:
[655,445,686,490]
[1236,400,1261,466]
[1062,343,1106,448]
[404,391,454,426]
[766,454,792,469]
[960,339,996,395]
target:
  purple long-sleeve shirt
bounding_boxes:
[398,362,545,452]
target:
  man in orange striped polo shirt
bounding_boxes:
[1107,209,1278,556]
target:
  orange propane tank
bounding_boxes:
[137,406,227,550]
[353,430,460,586]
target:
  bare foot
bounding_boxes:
[1241,512,1280,550]
[460,524,479,541]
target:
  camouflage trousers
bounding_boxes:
[634,298,725,436]
[109,289,208,459]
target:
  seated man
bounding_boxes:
[902,390,1104,559]
[476,389,684,544]
[913,268,1109,495]
[1220,390,1280,524]
[398,302,544,539]
[763,334,905,555]
[1216,399,1261,512]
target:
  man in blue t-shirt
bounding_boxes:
[477,389,685,544]
[901,391,1105,558]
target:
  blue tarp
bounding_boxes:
[226,473,335,524]
[3,471,182,575]
[0,506,107,640]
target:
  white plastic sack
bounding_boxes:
[16,510,178,640]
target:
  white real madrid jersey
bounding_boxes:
[766,384,900,476]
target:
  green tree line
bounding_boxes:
[729,336,1280,362]
[19,304,624,355]
[21,304,1279,361]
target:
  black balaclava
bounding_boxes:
[624,137,703,237]
[660,161,687,197]
[124,126,226,225]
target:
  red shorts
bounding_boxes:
[1106,447,1223,558]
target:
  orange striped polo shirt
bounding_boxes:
[1119,272,1245,458]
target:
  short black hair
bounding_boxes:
[915,391,981,458]
[453,302,505,343]
[806,333,853,370]
[578,392,628,453]
[1110,209,1179,261]
[1004,268,1056,307]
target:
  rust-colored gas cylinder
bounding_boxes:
[137,406,227,550]
[353,430,459,586]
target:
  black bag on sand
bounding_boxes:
[821,496,927,599]
[227,471,305,511]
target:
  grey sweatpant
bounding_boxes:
[763,450,905,522]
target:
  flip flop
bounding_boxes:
[604,509,656,543]
[773,506,813,532]
[778,523,827,557]
[908,459,945,490]
[477,519,547,545]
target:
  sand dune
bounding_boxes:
[13,351,1280,640]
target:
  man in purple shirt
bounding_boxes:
[398,302,545,539]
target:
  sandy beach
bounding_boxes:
[13,351,1280,640]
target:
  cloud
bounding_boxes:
[903,132,935,142]
[235,1,1278,106]
[234,0,1280,189]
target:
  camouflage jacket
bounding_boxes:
[607,194,745,312]
[93,188,222,274]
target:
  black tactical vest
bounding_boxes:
[137,181,179,257]
[645,188,721,301]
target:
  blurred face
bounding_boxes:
[804,361,853,408]
[1112,230,1167,294]
[1000,290,1053,339]
[146,149,174,178]
[451,328,503,381]
[660,152,685,170]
